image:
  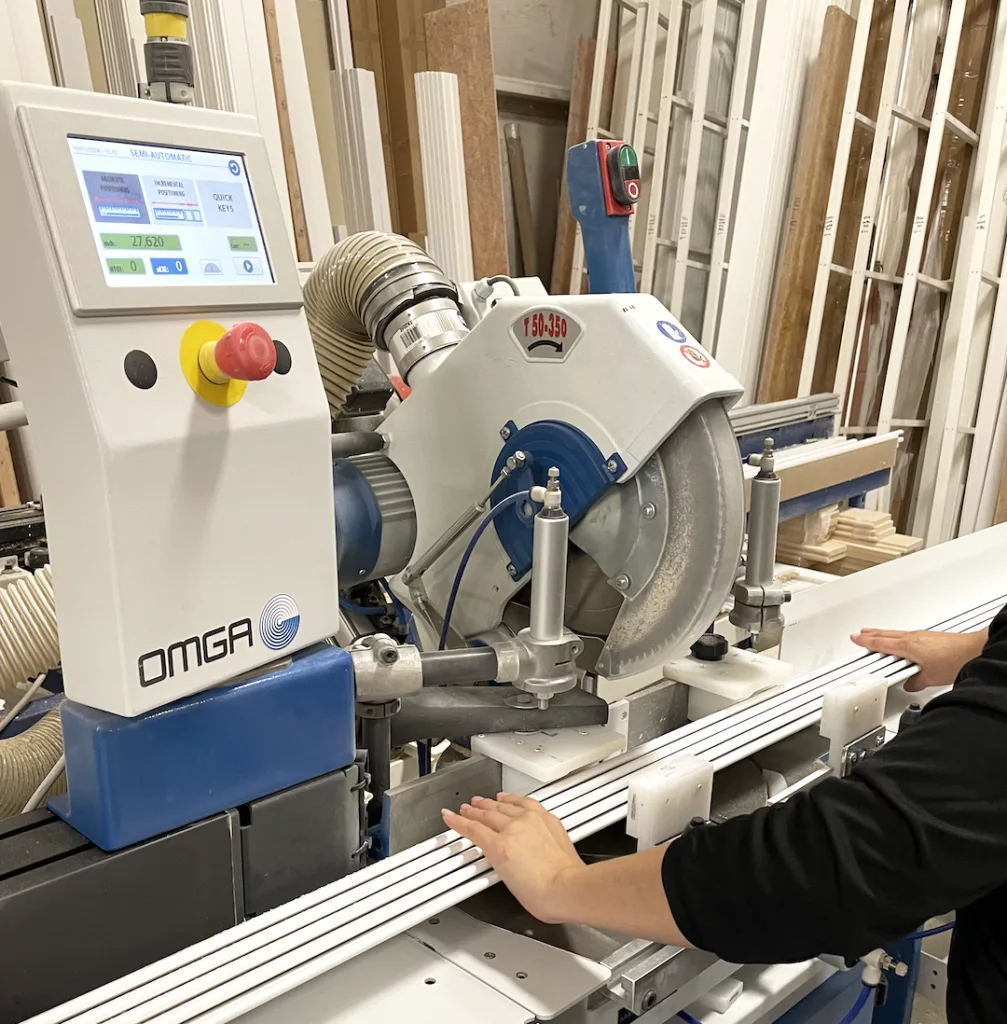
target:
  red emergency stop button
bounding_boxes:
[198,322,276,385]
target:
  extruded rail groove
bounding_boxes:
[31,595,1005,1024]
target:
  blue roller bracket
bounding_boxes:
[566,138,640,294]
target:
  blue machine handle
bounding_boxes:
[566,140,637,294]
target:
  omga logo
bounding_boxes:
[138,619,253,687]
[259,594,300,651]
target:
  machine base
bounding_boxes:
[0,765,365,1024]
[51,644,356,850]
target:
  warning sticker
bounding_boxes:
[510,307,584,362]
[680,344,710,369]
[656,319,687,344]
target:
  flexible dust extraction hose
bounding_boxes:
[0,565,59,704]
[303,232,465,415]
[0,709,65,817]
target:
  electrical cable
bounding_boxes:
[484,275,520,296]
[21,752,64,812]
[838,984,873,1024]
[678,1011,702,1024]
[339,597,386,617]
[0,671,48,737]
[437,490,531,651]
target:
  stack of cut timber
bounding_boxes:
[775,505,846,567]
[819,508,923,575]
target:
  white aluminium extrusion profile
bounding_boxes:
[619,0,648,144]
[639,0,686,293]
[702,0,757,352]
[33,595,1005,1024]
[830,0,912,420]
[874,0,968,498]
[668,0,719,317]
[797,0,876,397]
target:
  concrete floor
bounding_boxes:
[913,992,947,1023]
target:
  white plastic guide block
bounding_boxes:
[665,647,795,720]
[626,753,714,850]
[820,674,888,773]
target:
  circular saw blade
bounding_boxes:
[572,401,745,681]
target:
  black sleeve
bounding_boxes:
[662,611,1007,964]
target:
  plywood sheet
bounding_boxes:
[425,0,509,277]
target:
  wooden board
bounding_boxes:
[425,0,509,277]
[756,5,856,403]
[0,433,20,507]
[262,0,310,261]
[377,0,444,242]
[504,122,536,276]
[347,0,399,228]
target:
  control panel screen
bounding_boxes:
[68,137,275,288]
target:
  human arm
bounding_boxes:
[446,618,1007,962]
[851,626,988,691]
[442,795,689,945]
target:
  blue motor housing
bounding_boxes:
[50,644,356,851]
[491,419,626,578]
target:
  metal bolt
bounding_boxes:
[606,459,618,473]
[506,563,517,577]
[641,990,658,1011]
[642,502,656,519]
[500,426,512,440]
[379,647,398,664]
[358,568,366,577]
[484,951,496,960]
[613,573,630,590]
[514,450,527,463]
[875,734,885,747]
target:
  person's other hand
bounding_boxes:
[442,794,584,924]
[850,628,987,692]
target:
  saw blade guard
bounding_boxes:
[570,399,744,680]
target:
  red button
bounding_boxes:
[214,322,276,381]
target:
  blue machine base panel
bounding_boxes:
[50,644,356,851]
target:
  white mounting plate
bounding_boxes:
[232,933,533,1024]
[409,909,610,1020]
[473,724,627,784]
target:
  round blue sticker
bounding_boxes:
[657,320,687,343]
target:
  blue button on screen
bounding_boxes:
[150,257,188,276]
[228,160,241,176]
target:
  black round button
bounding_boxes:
[273,339,292,375]
[124,349,157,390]
[690,632,729,662]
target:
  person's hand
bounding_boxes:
[850,628,987,692]
[442,794,585,924]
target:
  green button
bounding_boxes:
[101,233,181,251]
[106,257,146,276]
[229,236,258,252]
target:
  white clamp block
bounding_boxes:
[626,754,714,850]
[820,674,888,773]
[665,647,794,720]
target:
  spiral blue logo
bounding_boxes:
[259,594,300,651]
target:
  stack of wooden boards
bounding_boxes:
[775,506,923,574]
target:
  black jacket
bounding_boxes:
[663,607,1007,1023]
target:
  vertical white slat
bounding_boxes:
[702,0,757,351]
[224,0,296,252]
[959,241,1007,533]
[796,0,876,397]
[627,0,663,247]
[345,68,393,235]
[416,71,472,281]
[913,5,1007,543]
[667,0,718,316]
[569,0,616,293]
[326,0,361,235]
[94,0,142,96]
[0,0,52,84]
[639,0,685,293]
[43,0,92,90]
[272,0,334,258]
[189,0,238,111]
[874,0,968,509]
[829,0,911,417]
